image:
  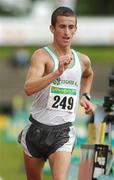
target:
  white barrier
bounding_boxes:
[0,16,114,45]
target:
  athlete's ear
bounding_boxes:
[50,25,55,33]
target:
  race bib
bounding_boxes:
[47,86,77,113]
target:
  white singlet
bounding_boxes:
[30,47,82,125]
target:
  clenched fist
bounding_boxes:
[57,54,73,75]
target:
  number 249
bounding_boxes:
[52,95,74,110]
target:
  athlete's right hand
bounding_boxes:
[57,54,72,75]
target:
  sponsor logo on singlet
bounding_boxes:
[53,77,78,87]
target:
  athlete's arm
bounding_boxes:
[24,49,71,96]
[79,53,94,114]
[80,53,93,94]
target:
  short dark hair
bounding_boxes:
[51,6,76,27]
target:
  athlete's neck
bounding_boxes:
[49,43,71,57]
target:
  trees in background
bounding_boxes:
[76,0,114,16]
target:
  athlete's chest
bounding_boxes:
[44,47,81,84]
[47,66,80,113]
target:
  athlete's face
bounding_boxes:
[50,16,77,48]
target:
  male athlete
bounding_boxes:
[18,6,94,180]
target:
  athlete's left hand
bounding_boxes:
[80,96,95,114]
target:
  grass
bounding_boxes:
[74,45,114,64]
[0,140,25,180]
[0,45,114,64]
[0,140,50,180]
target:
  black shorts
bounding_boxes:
[18,115,76,161]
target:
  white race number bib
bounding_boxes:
[47,86,77,113]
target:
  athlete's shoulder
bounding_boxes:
[32,47,49,58]
[77,52,91,70]
[31,47,50,63]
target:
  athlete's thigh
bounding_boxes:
[24,153,45,180]
[48,151,71,180]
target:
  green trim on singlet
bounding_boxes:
[69,49,75,69]
[76,51,83,75]
[71,49,82,76]
[43,46,59,72]
[47,46,57,57]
